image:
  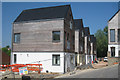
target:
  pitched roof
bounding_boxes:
[84,27,90,36]
[14,5,70,22]
[108,9,120,22]
[74,19,84,30]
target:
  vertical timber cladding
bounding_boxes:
[64,7,75,53]
[13,19,64,52]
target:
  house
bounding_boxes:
[108,9,120,57]
[74,19,85,66]
[11,5,76,73]
[0,51,10,65]
[90,35,97,63]
[84,27,91,64]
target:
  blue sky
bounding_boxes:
[2,2,118,48]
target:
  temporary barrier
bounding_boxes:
[0,64,43,74]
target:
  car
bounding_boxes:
[104,57,108,62]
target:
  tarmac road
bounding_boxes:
[57,64,119,78]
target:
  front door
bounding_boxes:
[111,47,115,57]
[119,50,120,57]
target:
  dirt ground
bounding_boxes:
[92,61,108,69]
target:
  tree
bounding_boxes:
[95,26,108,58]
[2,45,11,56]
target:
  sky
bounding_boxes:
[2,2,118,48]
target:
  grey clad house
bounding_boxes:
[90,35,97,63]
[108,9,120,57]
[11,5,76,73]
[74,19,85,66]
[84,27,91,64]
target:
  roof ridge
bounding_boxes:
[23,4,70,12]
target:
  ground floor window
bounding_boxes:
[111,47,115,57]
[52,55,60,66]
[14,54,16,63]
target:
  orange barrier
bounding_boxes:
[0,64,43,73]
[113,62,118,64]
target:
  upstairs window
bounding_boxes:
[70,21,72,29]
[82,30,84,37]
[110,29,115,42]
[52,31,60,42]
[14,33,20,43]
[118,29,120,42]
[67,33,70,49]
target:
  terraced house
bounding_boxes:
[74,19,85,66]
[108,9,120,57]
[84,27,91,64]
[90,35,97,63]
[11,5,76,73]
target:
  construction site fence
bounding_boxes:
[0,64,43,73]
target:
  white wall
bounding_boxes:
[85,55,91,64]
[108,45,120,57]
[11,52,76,73]
[11,52,64,73]
[90,55,93,63]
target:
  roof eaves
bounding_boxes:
[108,9,120,22]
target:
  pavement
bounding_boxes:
[56,64,118,78]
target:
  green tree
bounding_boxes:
[2,45,11,56]
[95,26,108,58]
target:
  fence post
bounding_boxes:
[38,61,41,74]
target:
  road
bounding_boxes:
[57,64,119,78]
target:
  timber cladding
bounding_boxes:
[12,19,64,52]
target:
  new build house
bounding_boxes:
[84,27,91,64]
[90,35,97,63]
[74,19,85,66]
[11,5,76,73]
[108,9,120,57]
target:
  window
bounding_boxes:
[82,30,84,37]
[70,21,72,29]
[70,55,74,64]
[67,33,70,49]
[52,55,60,66]
[64,31,66,49]
[14,54,16,63]
[118,29,120,42]
[27,54,29,57]
[110,29,115,42]
[52,31,60,42]
[14,33,20,43]
[80,46,83,52]
[89,37,90,41]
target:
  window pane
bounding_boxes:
[52,55,60,66]
[52,31,60,42]
[118,29,120,42]
[110,29,115,42]
[14,33,20,43]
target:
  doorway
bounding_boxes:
[111,47,115,57]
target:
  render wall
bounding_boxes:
[11,52,75,73]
